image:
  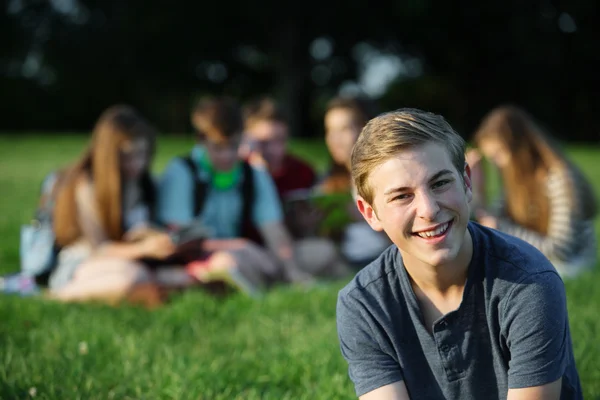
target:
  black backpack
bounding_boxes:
[179,155,258,241]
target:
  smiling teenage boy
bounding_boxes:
[336,108,582,399]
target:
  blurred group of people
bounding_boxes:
[15,96,598,307]
[29,95,390,306]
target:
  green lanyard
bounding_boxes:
[198,151,241,190]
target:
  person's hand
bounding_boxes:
[123,225,164,242]
[202,238,250,252]
[139,232,176,259]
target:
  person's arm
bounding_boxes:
[494,169,580,261]
[75,176,174,260]
[258,221,312,282]
[337,290,405,398]
[501,271,571,394]
[96,235,174,260]
[156,158,196,230]
[360,382,410,400]
[506,378,562,400]
[251,167,312,282]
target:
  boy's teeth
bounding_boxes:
[418,222,449,238]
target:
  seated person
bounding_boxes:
[242,96,349,278]
[319,96,390,267]
[467,105,597,278]
[337,107,582,399]
[158,97,342,293]
[242,96,316,199]
[46,105,181,307]
[241,97,318,237]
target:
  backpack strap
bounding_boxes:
[180,155,255,235]
[180,155,208,217]
[240,161,255,234]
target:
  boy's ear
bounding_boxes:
[463,162,473,203]
[356,196,384,232]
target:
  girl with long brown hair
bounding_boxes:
[48,105,177,304]
[468,105,597,277]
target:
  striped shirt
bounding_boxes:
[494,166,597,268]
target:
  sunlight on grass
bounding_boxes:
[0,134,598,399]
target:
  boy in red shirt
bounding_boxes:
[242,98,319,238]
[242,98,349,279]
[242,97,316,198]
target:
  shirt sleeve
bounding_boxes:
[250,167,283,227]
[496,168,580,262]
[501,271,570,389]
[336,290,404,397]
[156,158,195,226]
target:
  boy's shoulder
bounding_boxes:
[339,244,400,301]
[339,223,562,307]
[468,222,558,281]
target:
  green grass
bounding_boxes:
[1,135,599,399]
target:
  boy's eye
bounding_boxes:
[393,193,411,201]
[432,179,450,189]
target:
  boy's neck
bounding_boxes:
[403,229,473,297]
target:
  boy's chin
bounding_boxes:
[420,250,458,268]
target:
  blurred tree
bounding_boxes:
[0,0,598,141]
[374,0,600,140]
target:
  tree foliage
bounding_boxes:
[1,0,598,140]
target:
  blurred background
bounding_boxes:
[2,3,600,399]
[1,0,598,140]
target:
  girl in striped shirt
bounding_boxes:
[467,105,598,278]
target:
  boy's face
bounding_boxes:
[204,134,241,172]
[244,120,288,171]
[357,142,472,269]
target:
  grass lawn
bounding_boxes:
[0,134,599,399]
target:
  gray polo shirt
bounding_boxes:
[337,222,582,399]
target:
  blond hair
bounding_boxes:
[351,108,466,205]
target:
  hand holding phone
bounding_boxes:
[169,223,212,247]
